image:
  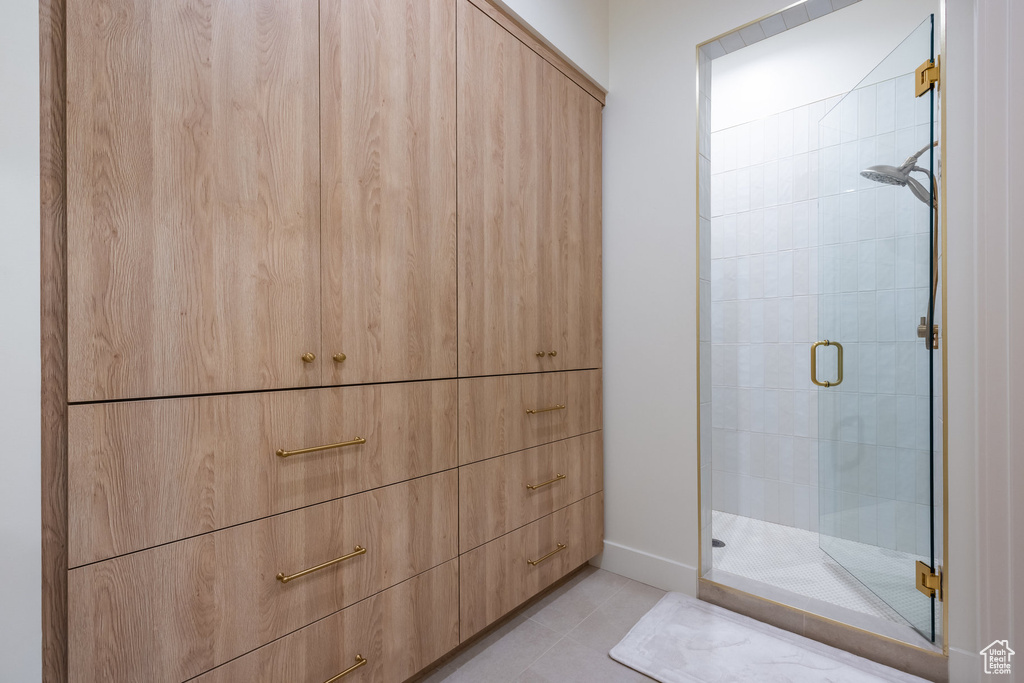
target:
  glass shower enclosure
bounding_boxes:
[815,16,942,642]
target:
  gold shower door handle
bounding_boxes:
[810,340,844,388]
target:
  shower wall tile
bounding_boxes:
[710,73,935,551]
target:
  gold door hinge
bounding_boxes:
[915,560,943,601]
[916,55,940,98]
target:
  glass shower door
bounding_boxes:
[815,16,941,642]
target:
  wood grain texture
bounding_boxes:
[459,492,603,641]
[68,380,457,566]
[460,431,603,552]
[320,0,457,385]
[458,370,602,465]
[68,471,457,683]
[192,560,459,683]
[457,0,602,376]
[40,0,68,679]
[466,0,606,106]
[66,0,322,401]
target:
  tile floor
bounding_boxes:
[711,510,940,649]
[419,564,933,682]
[712,511,905,621]
[419,566,664,682]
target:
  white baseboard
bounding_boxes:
[590,540,697,595]
[948,647,980,683]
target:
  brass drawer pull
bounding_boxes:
[276,545,366,584]
[324,655,367,682]
[525,404,565,415]
[810,340,844,388]
[528,543,566,566]
[276,437,366,458]
[526,473,566,490]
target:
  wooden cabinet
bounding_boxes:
[320,0,458,385]
[460,492,604,640]
[68,472,457,683]
[67,0,322,402]
[190,560,459,683]
[459,370,603,465]
[55,0,602,680]
[460,432,604,551]
[68,380,457,566]
[457,0,602,377]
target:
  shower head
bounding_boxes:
[860,165,909,187]
[859,142,937,207]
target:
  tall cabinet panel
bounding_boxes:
[457,0,550,377]
[549,75,603,372]
[320,0,458,384]
[457,0,602,377]
[67,0,322,402]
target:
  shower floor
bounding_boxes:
[709,511,938,649]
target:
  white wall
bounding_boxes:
[0,0,42,680]
[496,0,609,89]
[712,0,938,131]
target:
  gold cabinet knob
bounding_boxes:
[536,351,546,357]
[333,353,347,363]
[301,352,316,363]
[548,350,557,357]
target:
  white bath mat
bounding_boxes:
[609,592,928,683]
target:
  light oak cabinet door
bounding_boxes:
[67,0,321,402]
[457,0,602,377]
[459,492,604,641]
[459,431,604,551]
[68,380,457,566]
[320,0,457,384]
[190,560,459,683]
[68,472,457,683]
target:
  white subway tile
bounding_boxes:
[859,342,877,394]
[736,123,751,169]
[736,167,750,213]
[749,118,765,166]
[764,114,779,161]
[793,250,810,297]
[763,206,779,252]
[876,498,896,550]
[858,291,877,342]
[858,188,876,241]
[763,479,780,523]
[840,141,859,194]
[778,203,793,251]
[778,250,794,298]
[723,169,737,215]
[763,160,779,207]
[857,241,876,292]
[749,164,764,210]
[778,109,795,158]
[763,299,780,344]
[794,106,810,155]
[839,89,858,143]
[778,157,794,205]
[858,495,878,545]
[876,237,895,289]
[875,77,896,134]
[858,84,877,138]
[793,153,809,202]
[896,74,916,130]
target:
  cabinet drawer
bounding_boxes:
[458,370,601,465]
[460,432,603,551]
[459,492,603,641]
[68,380,457,566]
[69,471,457,683]
[192,560,459,683]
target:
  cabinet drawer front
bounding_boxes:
[459,492,603,641]
[458,370,601,465]
[69,472,457,683]
[68,380,457,566]
[192,560,459,683]
[460,432,603,551]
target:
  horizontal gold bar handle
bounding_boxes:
[526,473,566,490]
[527,543,566,566]
[324,655,367,683]
[276,437,366,458]
[276,545,366,584]
[525,404,566,415]
[810,340,844,388]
